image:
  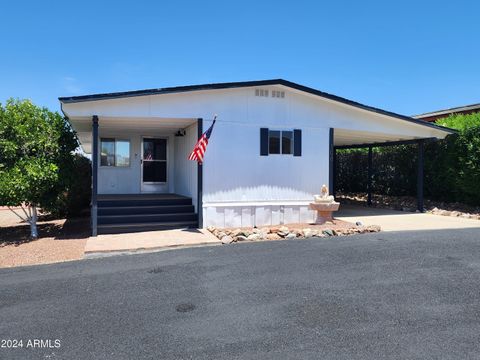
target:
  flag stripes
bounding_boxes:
[188,116,216,164]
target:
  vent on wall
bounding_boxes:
[255,89,285,98]
[255,89,269,97]
[272,90,285,98]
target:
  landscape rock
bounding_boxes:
[221,235,234,244]
[366,225,381,232]
[260,227,271,234]
[322,229,334,236]
[247,234,261,241]
[266,233,281,240]
[285,233,296,240]
[231,228,241,235]
[302,228,313,238]
[235,235,248,242]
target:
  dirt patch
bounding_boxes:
[0,210,90,268]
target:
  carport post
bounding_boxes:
[197,118,203,228]
[332,147,337,197]
[91,115,99,237]
[367,145,373,206]
[329,128,334,194]
[417,140,425,212]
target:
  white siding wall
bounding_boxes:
[173,123,198,211]
[65,85,441,227]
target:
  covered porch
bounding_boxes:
[68,115,204,235]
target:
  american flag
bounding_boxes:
[188,116,217,164]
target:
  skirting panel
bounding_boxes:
[202,204,316,228]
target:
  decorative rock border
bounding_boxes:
[428,207,480,220]
[207,224,381,244]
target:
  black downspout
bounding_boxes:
[367,145,373,206]
[197,118,203,228]
[329,128,334,193]
[417,140,425,212]
[91,115,99,236]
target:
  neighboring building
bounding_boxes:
[414,103,480,123]
[59,79,454,235]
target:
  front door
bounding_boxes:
[141,137,168,193]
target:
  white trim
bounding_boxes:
[99,137,132,168]
[140,136,169,193]
[202,200,312,207]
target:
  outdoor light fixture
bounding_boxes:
[175,129,186,137]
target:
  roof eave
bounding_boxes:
[58,79,457,135]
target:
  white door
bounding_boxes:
[141,137,168,193]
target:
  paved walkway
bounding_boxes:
[85,228,220,253]
[337,204,480,231]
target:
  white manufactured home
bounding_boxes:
[59,79,454,235]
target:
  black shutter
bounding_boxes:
[260,128,269,156]
[293,129,302,156]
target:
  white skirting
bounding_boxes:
[202,202,316,228]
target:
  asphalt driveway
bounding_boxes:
[1,228,480,359]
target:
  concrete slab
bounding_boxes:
[336,204,480,232]
[85,228,221,253]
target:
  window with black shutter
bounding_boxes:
[260,128,301,156]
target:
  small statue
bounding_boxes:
[314,184,335,203]
[320,185,329,198]
[310,184,340,224]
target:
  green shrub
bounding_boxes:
[45,154,91,218]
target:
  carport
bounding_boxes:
[330,124,456,212]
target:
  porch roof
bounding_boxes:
[71,116,197,154]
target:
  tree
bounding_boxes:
[0,99,78,238]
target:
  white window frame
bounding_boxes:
[99,138,131,167]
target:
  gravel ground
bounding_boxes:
[0,209,89,268]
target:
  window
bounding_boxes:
[268,130,281,154]
[282,131,293,154]
[268,130,293,155]
[261,128,301,157]
[100,138,130,167]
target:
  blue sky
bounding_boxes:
[1,0,478,115]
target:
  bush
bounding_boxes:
[0,99,78,238]
[336,112,480,206]
[45,154,91,218]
